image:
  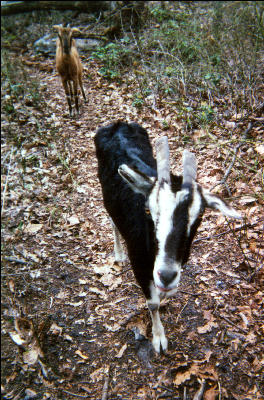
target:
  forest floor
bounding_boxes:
[1,27,264,400]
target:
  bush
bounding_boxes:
[92,2,263,128]
[91,39,133,79]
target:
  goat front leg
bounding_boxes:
[62,79,73,117]
[147,282,168,353]
[110,219,126,263]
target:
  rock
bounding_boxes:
[33,34,104,56]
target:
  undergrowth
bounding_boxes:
[92,1,264,129]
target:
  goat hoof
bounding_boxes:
[114,255,126,264]
[152,334,168,354]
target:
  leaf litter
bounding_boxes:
[1,23,264,400]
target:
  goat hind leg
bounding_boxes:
[79,73,86,102]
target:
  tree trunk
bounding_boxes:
[1,1,111,16]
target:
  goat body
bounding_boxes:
[53,25,86,117]
[94,121,242,353]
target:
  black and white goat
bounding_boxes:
[94,121,241,353]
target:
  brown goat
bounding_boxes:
[53,25,86,117]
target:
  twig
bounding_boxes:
[176,300,189,324]
[235,101,264,124]
[1,146,14,217]
[178,290,198,296]
[226,218,257,278]
[220,315,248,334]
[225,330,246,341]
[3,257,28,265]
[193,221,261,244]
[119,310,142,327]
[157,385,174,394]
[101,366,110,400]
[193,379,206,400]
[210,122,254,192]
[218,380,222,400]
[61,389,89,398]
[157,392,176,399]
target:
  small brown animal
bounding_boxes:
[53,25,86,117]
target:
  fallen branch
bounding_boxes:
[1,1,110,16]
[193,221,261,244]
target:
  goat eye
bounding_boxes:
[145,207,151,215]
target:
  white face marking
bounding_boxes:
[187,183,202,235]
[148,182,187,291]
[149,182,175,245]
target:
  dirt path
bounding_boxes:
[1,54,263,400]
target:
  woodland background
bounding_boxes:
[1,1,264,399]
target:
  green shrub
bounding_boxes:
[91,40,132,79]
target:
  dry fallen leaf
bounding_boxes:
[90,366,109,382]
[99,273,122,291]
[23,345,43,365]
[68,215,80,225]
[115,343,127,358]
[174,364,199,386]
[75,349,89,360]
[8,279,15,293]
[49,322,63,335]
[66,300,84,307]
[255,144,264,157]
[9,331,26,346]
[204,386,219,400]
[197,320,219,334]
[24,223,43,233]
[56,289,68,300]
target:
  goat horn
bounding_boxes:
[182,150,197,184]
[156,136,171,184]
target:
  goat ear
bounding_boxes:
[118,164,154,196]
[71,28,81,35]
[53,25,61,32]
[202,189,242,219]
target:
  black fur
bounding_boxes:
[94,121,199,298]
[94,122,241,352]
[95,121,158,298]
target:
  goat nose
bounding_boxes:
[158,270,178,286]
